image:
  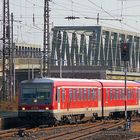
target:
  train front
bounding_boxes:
[18,78,55,125]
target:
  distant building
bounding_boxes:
[15,43,42,58]
[0,42,42,58]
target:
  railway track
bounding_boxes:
[0,120,107,139]
[0,129,18,138]
[0,120,125,140]
[0,122,88,138]
[40,120,125,140]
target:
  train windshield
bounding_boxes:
[20,83,52,105]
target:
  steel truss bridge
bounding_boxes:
[0,26,140,82]
[51,26,140,73]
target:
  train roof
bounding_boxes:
[20,78,140,88]
[98,79,135,83]
[21,77,99,84]
[98,79,139,87]
[21,77,138,85]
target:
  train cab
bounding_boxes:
[18,78,55,125]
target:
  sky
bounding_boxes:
[1,0,140,47]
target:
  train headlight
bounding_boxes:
[34,99,37,103]
[45,107,49,110]
[22,107,25,110]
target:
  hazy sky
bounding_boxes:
[1,0,140,46]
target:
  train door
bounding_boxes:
[67,88,72,111]
[98,87,102,117]
[104,88,109,107]
[61,88,68,110]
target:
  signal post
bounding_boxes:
[121,42,130,129]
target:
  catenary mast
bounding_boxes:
[2,0,14,101]
[43,0,51,77]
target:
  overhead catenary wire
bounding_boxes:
[3,0,140,45]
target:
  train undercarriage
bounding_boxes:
[18,109,139,126]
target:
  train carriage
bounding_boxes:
[18,78,102,124]
[99,80,140,118]
[18,78,140,125]
[52,79,102,122]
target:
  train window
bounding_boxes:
[79,89,83,101]
[36,88,51,99]
[62,88,65,102]
[137,89,139,94]
[22,88,36,99]
[72,89,74,101]
[130,89,133,99]
[75,89,77,101]
[84,88,87,100]
[73,89,77,101]
[88,89,90,101]
[79,89,82,101]
[136,89,138,97]
[127,89,131,100]
[69,89,73,101]
[121,89,125,100]
[91,89,96,100]
[115,89,118,100]
[138,89,140,100]
[106,89,108,101]
[76,89,78,100]
[132,89,135,99]
[76,89,80,101]
[137,89,140,100]
[119,89,121,99]
[133,89,136,99]
[57,88,60,103]
[110,89,113,100]
[21,83,52,105]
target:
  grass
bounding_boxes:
[0,100,18,111]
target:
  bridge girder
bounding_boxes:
[51,26,140,73]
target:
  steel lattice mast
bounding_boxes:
[2,0,13,101]
[43,0,50,77]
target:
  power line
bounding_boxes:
[87,0,117,19]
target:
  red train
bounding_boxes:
[18,78,140,125]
